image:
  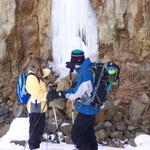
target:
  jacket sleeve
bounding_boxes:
[64,69,93,100]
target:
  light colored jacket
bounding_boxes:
[26,74,47,113]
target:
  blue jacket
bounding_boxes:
[64,58,100,115]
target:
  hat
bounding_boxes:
[71,49,85,65]
[43,68,51,78]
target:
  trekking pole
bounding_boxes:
[14,105,23,118]
[52,104,61,143]
[45,105,50,150]
[71,101,75,124]
[69,70,75,124]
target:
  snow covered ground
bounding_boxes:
[0,118,150,150]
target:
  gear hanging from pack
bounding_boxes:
[87,62,120,108]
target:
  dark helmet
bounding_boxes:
[71,49,85,65]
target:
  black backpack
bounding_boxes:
[89,62,120,108]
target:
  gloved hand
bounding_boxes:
[46,85,66,101]
[46,86,57,101]
[55,91,66,99]
[66,61,75,72]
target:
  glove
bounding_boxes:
[55,91,66,99]
[46,86,57,101]
[66,61,75,72]
[46,85,66,101]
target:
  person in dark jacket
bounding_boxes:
[47,49,100,150]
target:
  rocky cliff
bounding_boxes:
[0,0,149,142]
[92,0,150,61]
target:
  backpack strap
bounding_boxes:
[91,62,108,103]
[89,62,104,85]
[26,72,40,82]
[27,72,35,76]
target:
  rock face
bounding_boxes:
[0,0,150,142]
[0,0,52,137]
[0,0,52,109]
[0,0,52,82]
[0,0,15,60]
[92,0,150,62]
[7,0,52,74]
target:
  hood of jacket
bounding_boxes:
[75,58,92,73]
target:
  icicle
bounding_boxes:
[51,0,98,78]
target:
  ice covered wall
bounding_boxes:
[51,0,98,66]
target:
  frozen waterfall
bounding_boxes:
[51,0,98,77]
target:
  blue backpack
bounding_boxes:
[16,73,31,105]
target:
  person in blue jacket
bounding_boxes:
[64,49,100,150]
[47,49,100,150]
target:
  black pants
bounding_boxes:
[71,113,98,150]
[28,113,45,149]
